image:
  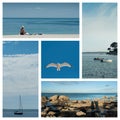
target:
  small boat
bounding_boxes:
[14,95,23,115]
[101,59,112,63]
[14,111,23,115]
[94,58,104,60]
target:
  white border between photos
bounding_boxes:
[0,0,2,119]
[1,0,119,120]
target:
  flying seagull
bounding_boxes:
[46,62,71,71]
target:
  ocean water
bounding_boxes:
[82,52,117,78]
[3,109,38,117]
[3,18,79,35]
[42,93,117,101]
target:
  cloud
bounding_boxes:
[83,4,117,52]
[3,54,38,96]
[98,4,117,17]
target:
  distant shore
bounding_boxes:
[42,95,117,117]
[3,34,79,38]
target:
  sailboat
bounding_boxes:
[14,95,23,115]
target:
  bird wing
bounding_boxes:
[46,63,57,68]
[60,62,71,68]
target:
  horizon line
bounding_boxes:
[42,92,117,94]
[3,17,79,19]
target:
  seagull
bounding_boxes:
[46,62,71,71]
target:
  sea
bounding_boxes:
[3,18,79,35]
[42,93,117,101]
[3,109,38,117]
[82,52,117,78]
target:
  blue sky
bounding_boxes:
[82,3,117,52]
[3,41,38,109]
[3,3,79,18]
[3,41,38,55]
[41,41,79,78]
[42,81,117,93]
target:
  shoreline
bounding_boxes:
[42,95,117,117]
[3,34,79,38]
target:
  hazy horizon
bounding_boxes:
[3,3,79,18]
[42,81,117,93]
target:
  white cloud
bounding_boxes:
[3,54,38,96]
[83,4,117,52]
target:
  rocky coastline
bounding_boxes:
[41,95,117,117]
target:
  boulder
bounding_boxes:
[42,96,48,103]
[105,105,111,109]
[47,111,56,117]
[76,111,86,117]
[71,100,78,103]
[57,106,63,110]
[44,107,50,112]
[60,111,76,117]
[41,111,47,117]
[49,95,59,101]
[70,103,90,109]
[59,95,69,101]
[50,100,59,105]
[70,103,82,108]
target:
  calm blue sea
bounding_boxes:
[42,93,117,101]
[3,18,79,35]
[82,52,117,78]
[3,109,38,117]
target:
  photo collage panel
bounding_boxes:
[2,1,118,118]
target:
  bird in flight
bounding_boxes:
[46,62,71,71]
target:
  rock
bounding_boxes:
[44,107,50,112]
[41,95,117,117]
[98,102,104,107]
[70,103,90,109]
[59,95,69,101]
[61,109,69,112]
[50,100,59,105]
[60,111,76,117]
[76,111,86,117]
[41,111,47,117]
[105,105,111,109]
[68,107,77,111]
[70,103,82,108]
[49,95,59,101]
[47,111,56,117]
[42,96,48,103]
[57,106,63,110]
[71,100,78,103]
[81,100,87,104]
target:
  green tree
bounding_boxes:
[107,42,117,55]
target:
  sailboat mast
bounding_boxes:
[19,95,23,110]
